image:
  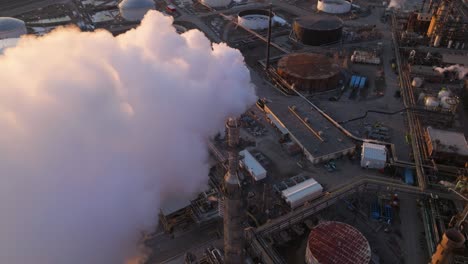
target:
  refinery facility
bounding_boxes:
[1,0,468,263]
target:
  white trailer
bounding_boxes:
[239,150,267,181]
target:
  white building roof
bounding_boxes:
[239,149,267,181]
[362,142,387,162]
[281,178,323,208]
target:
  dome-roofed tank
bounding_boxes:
[306,221,371,264]
[119,0,154,21]
[0,17,27,39]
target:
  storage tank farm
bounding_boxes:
[222,118,244,264]
[0,17,27,39]
[118,0,155,21]
[292,16,343,46]
[305,221,371,264]
[277,53,341,93]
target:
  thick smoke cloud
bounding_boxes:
[0,10,256,264]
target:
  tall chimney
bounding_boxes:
[223,117,244,264]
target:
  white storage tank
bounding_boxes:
[237,9,272,30]
[201,0,231,8]
[0,17,27,39]
[119,0,154,21]
[317,0,351,14]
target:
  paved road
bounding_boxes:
[0,0,68,16]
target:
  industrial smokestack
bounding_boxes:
[265,4,273,71]
[223,117,245,264]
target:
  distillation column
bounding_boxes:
[223,118,244,264]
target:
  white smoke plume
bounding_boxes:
[0,10,256,264]
[434,65,468,80]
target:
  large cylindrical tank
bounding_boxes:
[201,0,231,8]
[237,9,272,30]
[119,0,154,21]
[293,16,343,46]
[277,53,341,93]
[306,221,371,264]
[0,17,27,39]
[317,0,351,14]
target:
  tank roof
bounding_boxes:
[307,221,371,264]
[119,0,154,9]
[294,16,343,30]
[277,53,340,80]
[0,17,26,33]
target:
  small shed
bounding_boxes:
[239,149,267,181]
[361,142,387,169]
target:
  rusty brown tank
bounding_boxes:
[277,53,341,93]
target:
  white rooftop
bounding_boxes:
[239,149,267,181]
[362,142,387,161]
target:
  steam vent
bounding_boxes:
[293,16,343,46]
[305,221,371,264]
[277,53,340,93]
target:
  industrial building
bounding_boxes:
[239,149,267,181]
[424,126,468,165]
[264,100,355,164]
[292,16,343,46]
[305,221,371,264]
[361,143,387,169]
[277,53,341,93]
[118,0,154,21]
[281,177,323,209]
[0,17,26,39]
[317,0,351,14]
